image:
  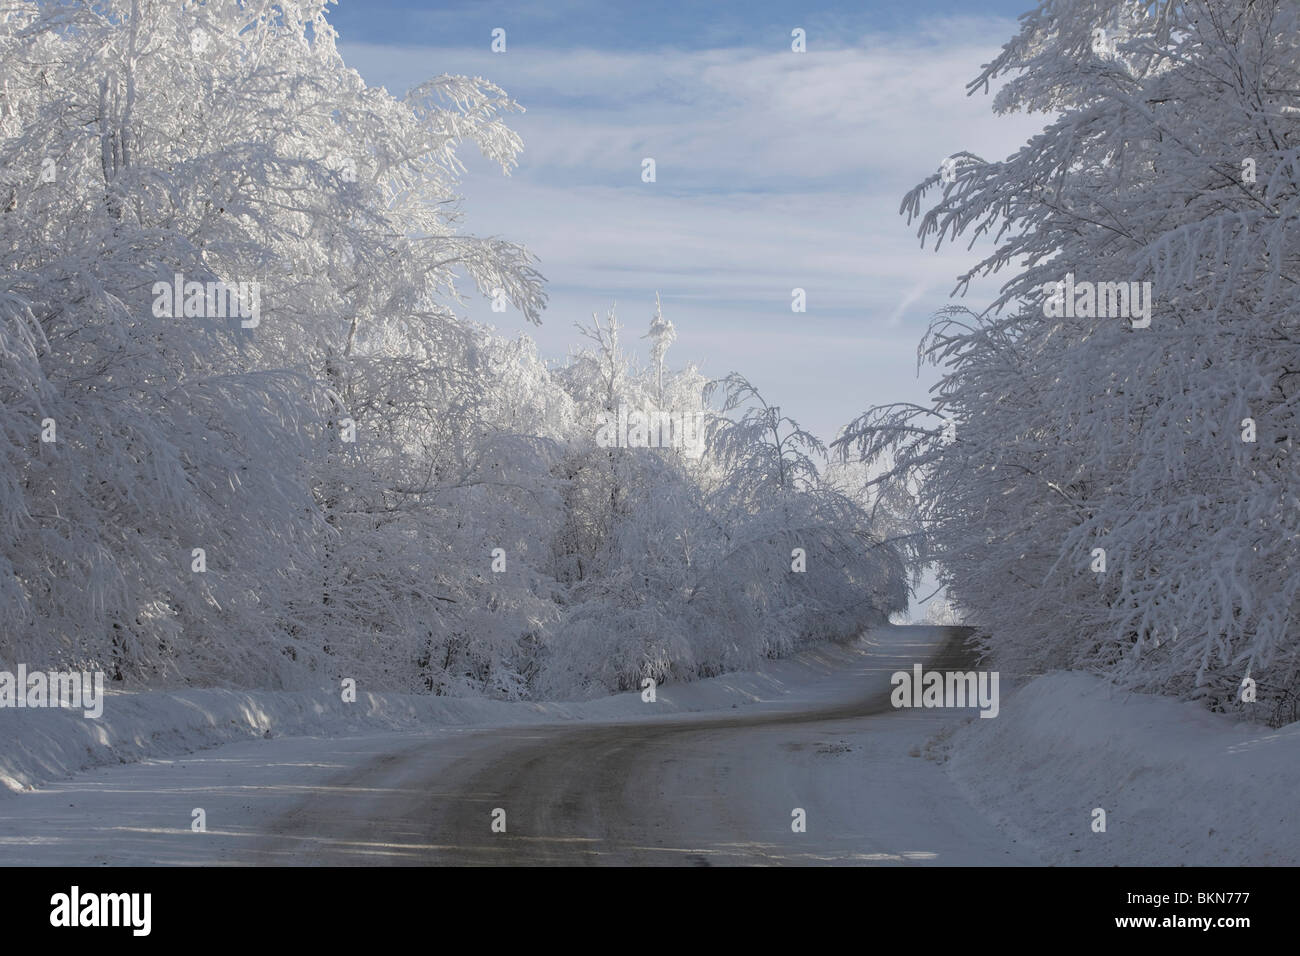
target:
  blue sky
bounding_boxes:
[327,1,1034,52]
[330,0,1049,457]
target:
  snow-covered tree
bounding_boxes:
[1,3,908,703]
[921,595,963,627]
[837,0,1300,718]
[0,0,544,689]
[643,292,676,405]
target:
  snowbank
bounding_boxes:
[943,672,1300,865]
[0,628,925,797]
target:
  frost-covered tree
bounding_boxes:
[536,308,905,698]
[704,372,825,502]
[922,595,964,627]
[0,0,544,688]
[1,3,907,702]
[837,0,1300,719]
[696,374,906,664]
[643,292,676,405]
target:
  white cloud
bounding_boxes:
[338,18,1050,443]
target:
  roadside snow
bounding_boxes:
[0,627,938,797]
[941,672,1300,865]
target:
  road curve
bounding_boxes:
[247,626,1025,866]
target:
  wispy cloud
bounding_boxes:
[338,16,1048,444]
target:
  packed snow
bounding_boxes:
[939,673,1300,865]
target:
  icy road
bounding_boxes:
[0,626,1038,866]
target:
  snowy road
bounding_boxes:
[245,627,1034,866]
[0,626,1037,866]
